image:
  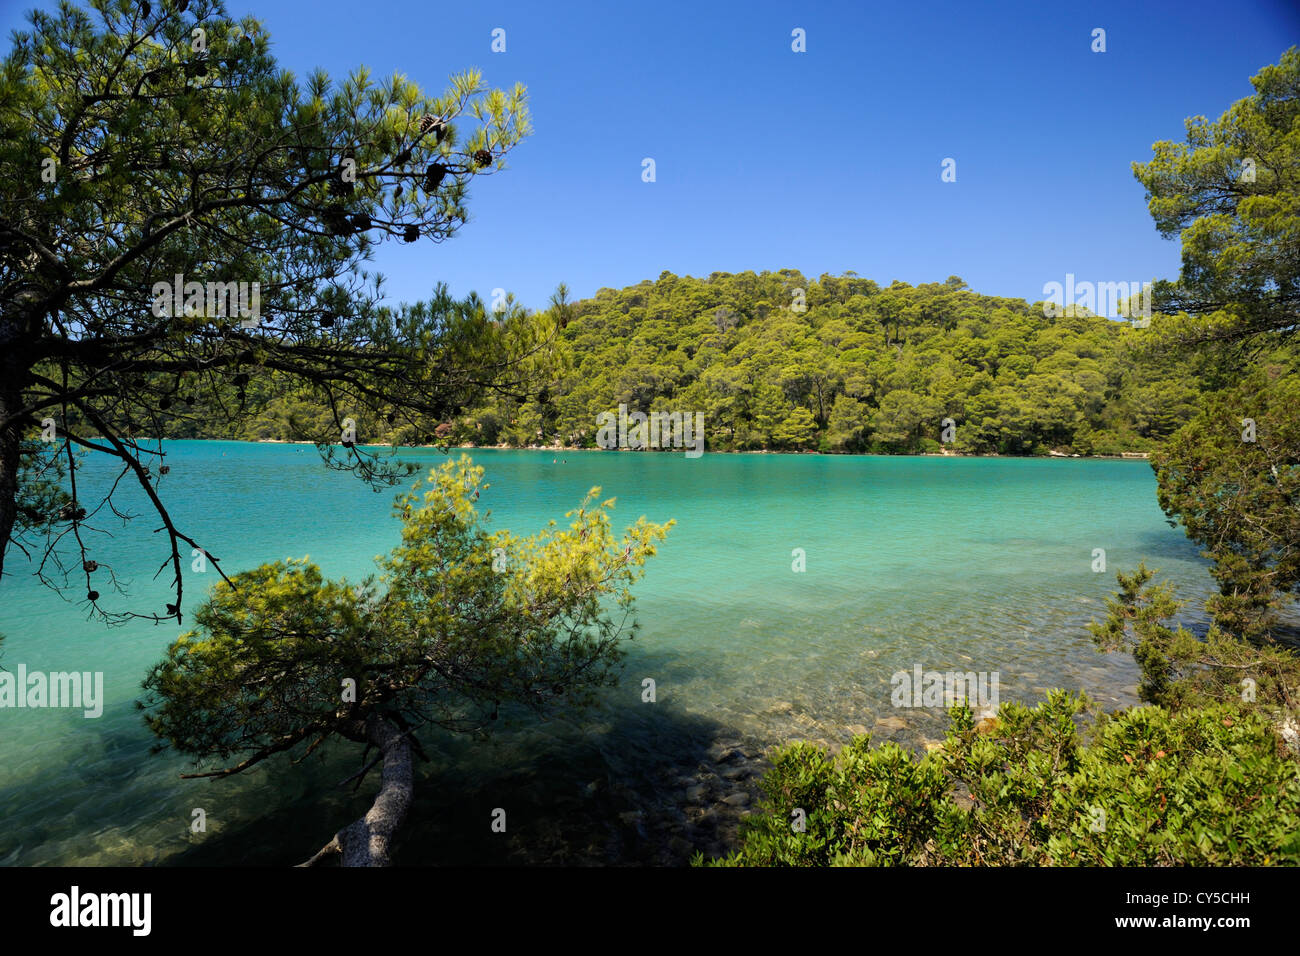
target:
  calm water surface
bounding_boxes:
[0,443,1214,865]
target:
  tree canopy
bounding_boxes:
[140,455,672,865]
[131,269,1231,457]
[458,270,1206,456]
[1126,47,1300,651]
[1150,368,1300,641]
[1131,46,1299,351]
[1091,46,1300,748]
[0,0,547,623]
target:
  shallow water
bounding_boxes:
[0,443,1217,865]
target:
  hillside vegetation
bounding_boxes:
[142,270,1208,456]
[472,270,1199,455]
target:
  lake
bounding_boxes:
[0,442,1214,865]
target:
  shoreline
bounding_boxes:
[236,438,1152,461]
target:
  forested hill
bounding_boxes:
[461,270,1200,455]
[150,270,1205,455]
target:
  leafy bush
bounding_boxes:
[703,692,1300,866]
[1090,564,1300,725]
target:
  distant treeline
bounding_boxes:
[134,270,1217,455]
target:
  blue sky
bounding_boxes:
[4,0,1298,312]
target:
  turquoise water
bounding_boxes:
[0,443,1214,865]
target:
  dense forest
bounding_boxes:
[142,270,1211,456]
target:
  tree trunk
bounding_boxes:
[300,714,414,867]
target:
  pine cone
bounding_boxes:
[349,213,371,232]
[333,155,357,194]
[320,315,335,328]
[323,208,350,234]
[473,149,492,168]
[403,224,419,243]
[424,163,448,191]
[395,148,412,166]
[419,113,439,134]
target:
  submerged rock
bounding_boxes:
[691,809,719,830]
[707,741,747,764]
[973,716,999,735]
[973,703,999,722]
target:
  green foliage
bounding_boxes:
[1132,47,1300,349]
[707,692,1300,866]
[0,0,546,620]
[1090,564,1300,717]
[129,270,1219,457]
[13,439,73,546]
[454,271,1206,456]
[140,455,672,771]
[1150,369,1300,641]
[1057,49,1300,874]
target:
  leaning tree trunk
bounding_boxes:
[300,714,414,867]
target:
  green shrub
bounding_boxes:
[1090,564,1300,717]
[703,691,1300,866]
